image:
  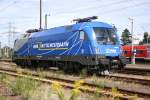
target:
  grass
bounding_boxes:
[92,74,105,89]
[79,69,87,78]
[0,74,7,83]
[70,80,84,100]
[51,81,65,100]
[91,74,124,100]
[0,69,129,100]
[50,80,84,100]
[9,76,41,100]
[0,72,42,100]
[111,87,122,100]
[29,85,52,100]
[0,94,6,100]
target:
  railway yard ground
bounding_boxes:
[0,60,150,100]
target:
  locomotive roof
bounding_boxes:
[30,21,113,38]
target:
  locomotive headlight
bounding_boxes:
[120,48,122,53]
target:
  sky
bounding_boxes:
[0,0,150,47]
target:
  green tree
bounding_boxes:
[149,36,150,43]
[139,41,143,45]
[142,32,149,44]
[121,28,131,45]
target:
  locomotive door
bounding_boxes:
[27,38,32,58]
[147,45,150,59]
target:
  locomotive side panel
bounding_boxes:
[14,28,98,65]
[30,30,98,65]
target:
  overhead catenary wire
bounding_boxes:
[0,0,144,19]
[0,0,18,12]
[0,0,149,20]
[53,0,132,14]
[0,0,150,35]
[52,1,150,16]
[0,0,149,28]
[129,0,149,36]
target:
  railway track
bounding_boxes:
[0,67,150,99]
[1,59,150,75]
[116,69,150,76]
[0,59,12,62]
[102,73,150,86]
[1,61,150,86]
[0,61,150,98]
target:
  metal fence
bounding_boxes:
[0,46,13,59]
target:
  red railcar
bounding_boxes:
[122,45,150,60]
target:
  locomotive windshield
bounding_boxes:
[93,27,118,44]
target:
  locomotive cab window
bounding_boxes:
[93,27,118,44]
[79,30,87,40]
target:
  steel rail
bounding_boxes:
[0,61,150,86]
[1,62,150,86]
[0,68,149,99]
[102,73,150,86]
[0,59,12,62]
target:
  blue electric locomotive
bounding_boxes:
[13,16,126,73]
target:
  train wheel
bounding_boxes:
[31,60,38,69]
[62,62,75,74]
[67,62,74,74]
[118,64,125,70]
[72,63,80,74]
[62,62,69,73]
[27,60,32,67]
[118,60,125,70]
